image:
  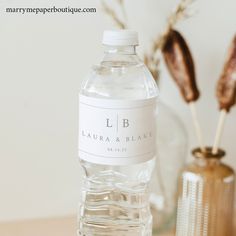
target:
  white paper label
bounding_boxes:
[78,95,157,165]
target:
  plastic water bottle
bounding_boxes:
[78,30,159,236]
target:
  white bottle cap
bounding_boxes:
[102,30,139,46]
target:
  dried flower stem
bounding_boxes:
[212,109,227,154]
[101,0,127,29]
[116,0,127,20]
[189,102,205,152]
[153,0,195,52]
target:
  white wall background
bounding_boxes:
[0,0,236,222]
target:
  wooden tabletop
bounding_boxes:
[1,216,235,236]
[0,216,174,236]
[0,217,76,236]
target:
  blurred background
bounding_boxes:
[0,0,236,222]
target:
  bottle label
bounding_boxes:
[78,95,157,165]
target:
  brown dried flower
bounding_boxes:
[217,35,236,112]
[162,29,200,103]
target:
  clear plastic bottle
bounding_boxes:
[78,30,159,236]
[150,101,188,235]
[176,147,235,236]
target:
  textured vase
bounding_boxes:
[176,147,235,236]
